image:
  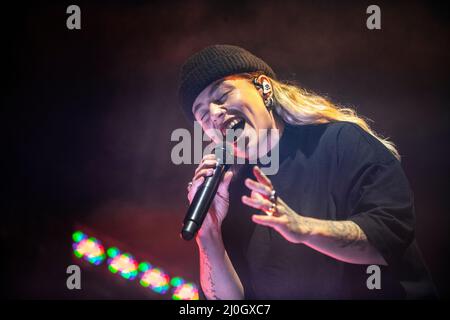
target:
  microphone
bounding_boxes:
[181,144,233,241]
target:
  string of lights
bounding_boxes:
[72,230,199,300]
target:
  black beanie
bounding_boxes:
[178,44,276,121]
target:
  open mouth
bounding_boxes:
[221,117,246,140]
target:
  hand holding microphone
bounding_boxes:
[182,146,234,241]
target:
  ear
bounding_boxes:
[254,74,273,99]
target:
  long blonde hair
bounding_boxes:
[239,72,400,160]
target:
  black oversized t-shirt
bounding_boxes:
[221,121,436,299]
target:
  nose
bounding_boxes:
[209,103,226,126]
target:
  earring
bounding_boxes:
[264,96,274,111]
[253,77,274,111]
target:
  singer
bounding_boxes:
[178,45,436,299]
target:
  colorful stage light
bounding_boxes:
[71,230,199,299]
[107,246,120,258]
[139,265,170,294]
[72,231,106,265]
[72,230,86,243]
[172,282,199,300]
[138,261,152,273]
[170,276,184,287]
[107,250,139,280]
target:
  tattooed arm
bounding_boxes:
[242,167,387,265]
[245,166,387,266]
[250,197,387,266]
[299,216,387,265]
[196,231,244,300]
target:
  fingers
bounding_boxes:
[218,171,234,194]
[251,214,281,228]
[193,168,214,182]
[194,159,217,175]
[253,166,273,188]
[245,178,272,197]
[241,193,273,211]
[242,166,277,214]
[193,156,218,181]
[187,176,205,202]
[189,158,213,201]
[188,151,233,202]
[201,154,217,161]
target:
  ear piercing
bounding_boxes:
[252,77,274,111]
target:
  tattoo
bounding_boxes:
[200,246,221,300]
[326,221,368,250]
[298,216,317,235]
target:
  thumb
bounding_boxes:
[218,171,234,194]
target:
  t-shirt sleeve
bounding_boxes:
[333,122,415,267]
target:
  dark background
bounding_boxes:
[3,0,449,299]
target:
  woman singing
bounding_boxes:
[178,45,436,299]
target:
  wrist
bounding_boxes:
[196,231,226,261]
[297,215,322,241]
[196,226,223,247]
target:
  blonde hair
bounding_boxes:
[237,72,400,161]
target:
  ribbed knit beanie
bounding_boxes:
[178,44,276,121]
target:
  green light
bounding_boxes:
[72,231,84,243]
[140,279,149,287]
[73,250,83,258]
[108,265,118,274]
[170,277,184,287]
[107,247,119,258]
[138,262,151,272]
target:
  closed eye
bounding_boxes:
[200,113,208,121]
[215,90,232,105]
[196,88,233,122]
